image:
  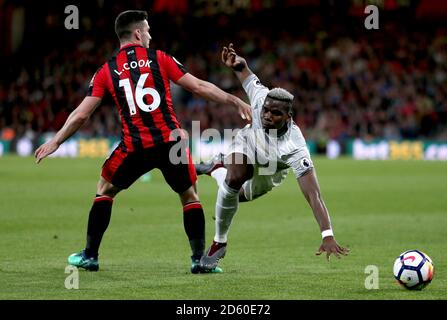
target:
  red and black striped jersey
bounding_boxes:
[88,44,187,151]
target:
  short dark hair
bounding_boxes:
[115,10,148,40]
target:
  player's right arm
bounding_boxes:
[35,67,107,164]
[221,43,253,83]
[34,96,101,163]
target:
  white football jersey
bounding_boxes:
[234,73,314,179]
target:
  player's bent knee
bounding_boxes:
[179,185,199,205]
[97,177,121,198]
[225,166,252,190]
[225,174,247,190]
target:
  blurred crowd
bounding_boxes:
[1,4,447,149]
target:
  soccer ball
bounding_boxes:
[393,250,434,290]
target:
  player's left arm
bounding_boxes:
[297,168,349,260]
[34,96,101,163]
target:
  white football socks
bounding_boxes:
[210,167,227,188]
[214,181,239,243]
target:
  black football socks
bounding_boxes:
[183,201,206,260]
[85,195,113,259]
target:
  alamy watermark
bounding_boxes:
[364,5,379,30]
[60,3,378,174]
[64,4,379,32]
[64,5,79,30]
[168,121,280,175]
[65,265,79,289]
[364,265,379,290]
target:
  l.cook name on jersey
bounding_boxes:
[114,59,152,76]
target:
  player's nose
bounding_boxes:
[263,111,272,120]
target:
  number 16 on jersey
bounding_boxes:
[119,73,161,114]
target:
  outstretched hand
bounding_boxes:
[221,43,252,122]
[316,237,350,261]
[221,43,247,71]
[34,140,59,164]
[236,100,252,122]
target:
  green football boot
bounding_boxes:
[68,250,99,271]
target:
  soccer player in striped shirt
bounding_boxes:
[34,11,252,273]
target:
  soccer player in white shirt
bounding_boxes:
[199,44,349,270]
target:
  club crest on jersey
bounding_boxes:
[253,78,263,88]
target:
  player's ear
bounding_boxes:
[135,28,141,41]
[288,105,293,118]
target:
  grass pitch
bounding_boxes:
[0,156,446,300]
